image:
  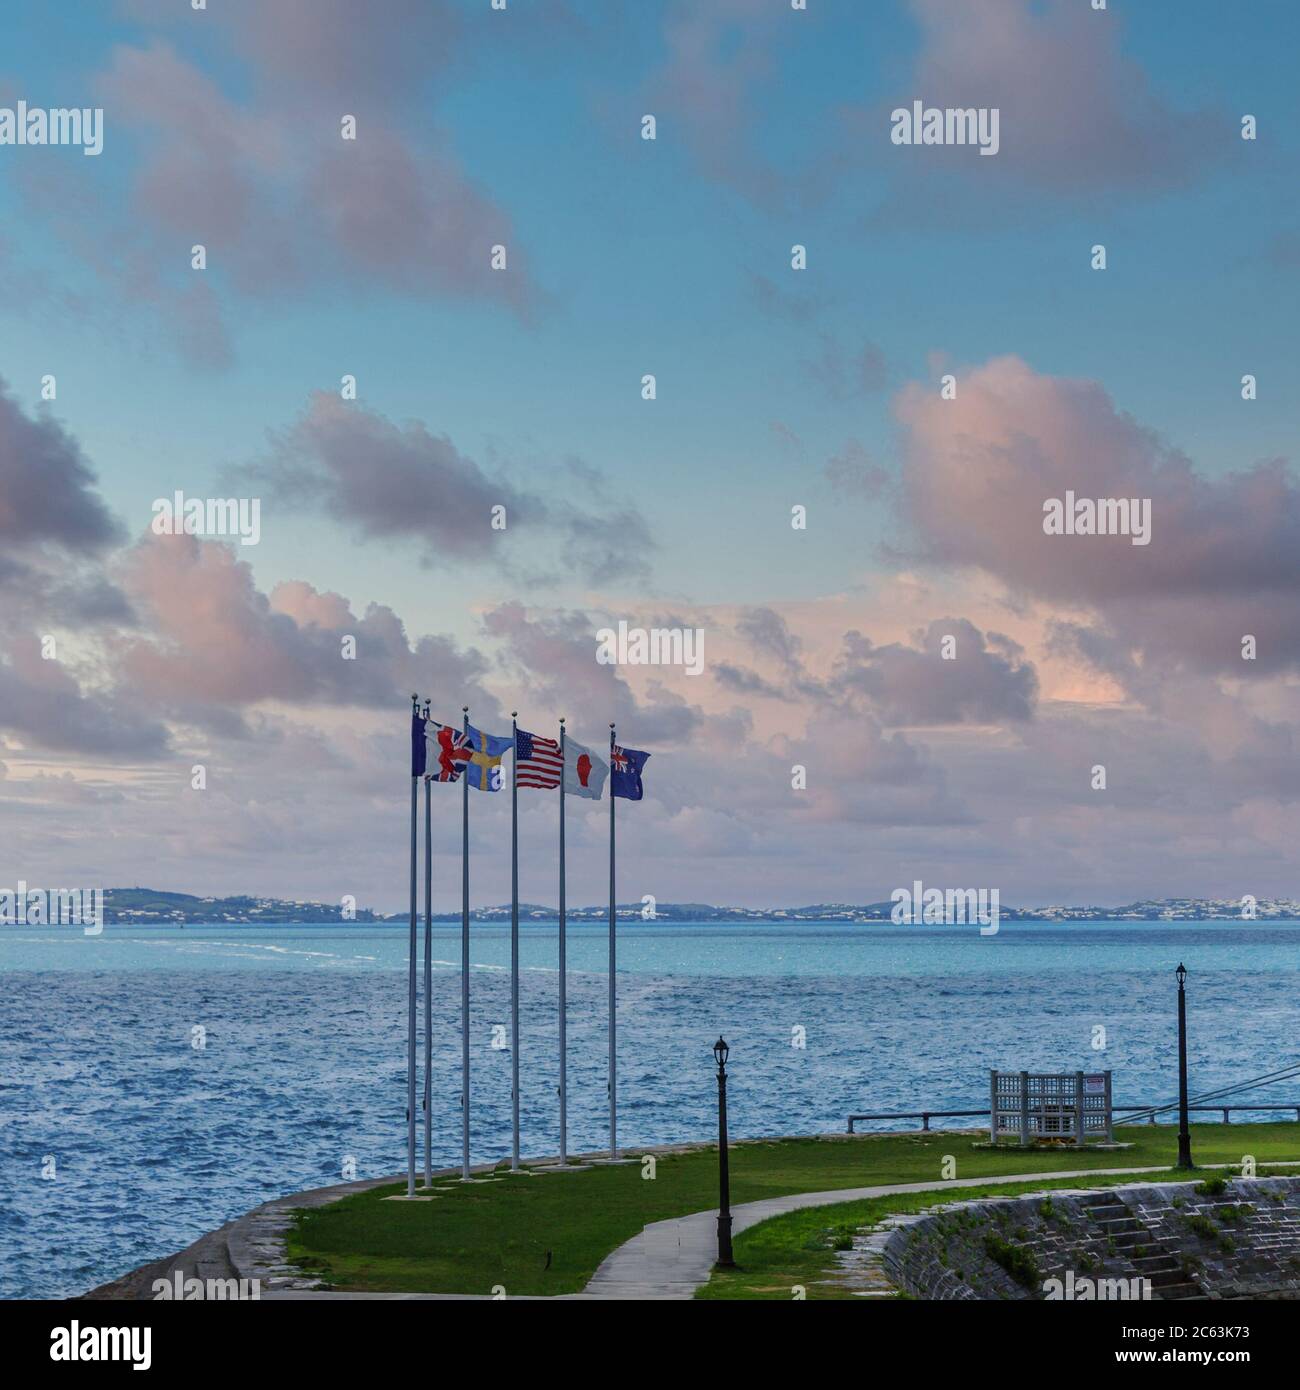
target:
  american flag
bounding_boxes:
[515,728,562,789]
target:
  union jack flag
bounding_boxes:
[515,728,562,790]
[425,720,472,782]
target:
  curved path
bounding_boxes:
[575,1165,1168,1299]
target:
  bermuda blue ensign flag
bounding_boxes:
[610,745,649,800]
[411,711,427,777]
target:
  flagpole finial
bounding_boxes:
[559,716,565,724]
[511,710,517,719]
[462,705,469,713]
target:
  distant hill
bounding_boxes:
[88,889,1296,925]
[101,888,383,924]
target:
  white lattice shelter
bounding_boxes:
[990,1069,1114,1145]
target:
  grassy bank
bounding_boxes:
[695,1166,1292,1300]
[696,1172,1143,1300]
[287,1123,1300,1296]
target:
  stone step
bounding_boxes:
[1154,1282,1203,1301]
[1108,1231,1161,1248]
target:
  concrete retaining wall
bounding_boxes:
[882,1177,1300,1301]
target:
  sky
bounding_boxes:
[1,0,1298,912]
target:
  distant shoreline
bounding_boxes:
[38,912,1300,928]
[17,888,1291,928]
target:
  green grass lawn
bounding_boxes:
[287,1123,1300,1296]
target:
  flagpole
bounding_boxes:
[608,721,618,1161]
[406,694,419,1198]
[510,711,520,1172]
[422,700,433,1188]
[558,717,568,1165]
[460,704,471,1182]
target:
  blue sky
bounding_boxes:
[4,1,1296,626]
[2,1,1299,908]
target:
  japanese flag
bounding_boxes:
[563,738,608,800]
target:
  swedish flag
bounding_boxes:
[463,723,512,791]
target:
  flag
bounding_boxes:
[516,728,562,790]
[411,711,427,778]
[464,723,512,792]
[563,738,608,800]
[425,720,470,782]
[611,745,649,800]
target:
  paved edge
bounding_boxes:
[77,1136,770,1300]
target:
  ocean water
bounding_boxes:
[1,919,1296,1299]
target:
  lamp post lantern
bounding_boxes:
[714,1037,734,1268]
[1176,963,1194,1170]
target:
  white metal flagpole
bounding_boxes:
[460,704,471,1181]
[510,711,520,1171]
[422,701,433,1188]
[608,721,618,1161]
[406,694,419,1197]
[558,717,568,1164]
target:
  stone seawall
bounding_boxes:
[882,1177,1300,1300]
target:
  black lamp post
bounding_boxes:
[1176,964,1194,1170]
[714,1037,734,1267]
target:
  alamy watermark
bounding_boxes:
[0,882,102,934]
[890,880,1000,936]
[1043,1271,1151,1301]
[50,1323,149,1370]
[596,620,704,676]
[890,101,1000,156]
[1043,492,1151,546]
[0,102,103,156]
[152,1272,261,1300]
[152,491,261,546]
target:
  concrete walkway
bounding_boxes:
[575,1165,1169,1299]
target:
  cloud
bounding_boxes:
[240,392,653,584]
[831,619,1038,727]
[736,606,804,669]
[5,20,540,367]
[720,604,1036,727]
[481,601,701,746]
[631,0,828,210]
[204,0,465,110]
[894,355,1300,678]
[0,632,169,758]
[746,271,825,323]
[803,333,888,401]
[712,661,787,700]
[893,0,1225,194]
[0,382,123,553]
[112,531,495,717]
[826,438,890,500]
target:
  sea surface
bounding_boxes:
[1,919,1297,1299]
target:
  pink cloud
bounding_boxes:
[895,355,1300,676]
[113,532,493,714]
[903,0,1222,191]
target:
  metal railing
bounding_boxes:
[846,1103,1300,1134]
